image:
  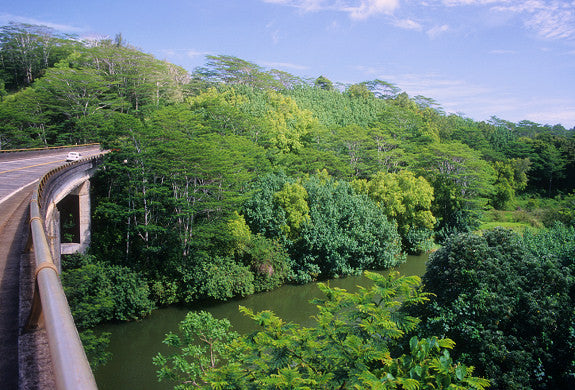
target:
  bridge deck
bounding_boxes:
[0,185,32,389]
[0,147,102,389]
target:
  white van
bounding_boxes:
[66,152,82,161]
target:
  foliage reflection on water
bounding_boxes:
[94,253,428,390]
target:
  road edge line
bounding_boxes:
[0,180,40,207]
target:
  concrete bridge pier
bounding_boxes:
[45,208,61,271]
[46,179,91,268]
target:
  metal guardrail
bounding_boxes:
[25,153,103,389]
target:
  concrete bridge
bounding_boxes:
[0,145,106,389]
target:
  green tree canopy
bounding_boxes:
[353,170,436,253]
[0,22,76,90]
[154,272,490,389]
[244,173,404,283]
[417,226,575,389]
[413,142,495,237]
[314,75,333,91]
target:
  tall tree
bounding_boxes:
[314,75,333,91]
[491,158,530,209]
[262,90,318,154]
[0,86,52,146]
[0,22,75,90]
[353,170,436,253]
[516,135,567,195]
[195,55,277,89]
[244,173,404,282]
[414,142,494,237]
[34,65,126,119]
[67,41,190,111]
[345,83,373,99]
[361,79,401,99]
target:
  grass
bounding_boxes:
[478,206,543,234]
[474,194,574,235]
[477,221,532,233]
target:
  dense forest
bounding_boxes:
[1,22,575,389]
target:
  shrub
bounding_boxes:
[197,256,255,300]
[417,227,575,389]
[246,234,291,292]
[61,254,155,328]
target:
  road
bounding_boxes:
[0,146,103,205]
[0,145,103,389]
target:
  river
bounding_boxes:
[93,253,429,389]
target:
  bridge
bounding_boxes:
[0,145,106,389]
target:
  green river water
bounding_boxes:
[93,253,429,389]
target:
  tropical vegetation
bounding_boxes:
[1,22,574,387]
[154,272,490,389]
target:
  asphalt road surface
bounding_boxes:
[0,146,103,206]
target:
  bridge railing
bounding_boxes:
[0,143,101,161]
[26,154,103,389]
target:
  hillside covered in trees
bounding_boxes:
[2,23,575,388]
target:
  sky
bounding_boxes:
[2,0,575,128]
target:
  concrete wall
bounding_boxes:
[40,158,100,265]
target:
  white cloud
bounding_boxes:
[523,3,575,39]
[260,60,309,70]
[476,96,575,127]
[366,71,492,104]
[271,29,281,44]
[491,1,575,40]
[185,50,212,58]
[0,13,85,33]
[355,69,575,125]
[393,18,423,30]
[427,24,449,38]
[420,1,575,40]
[489,49,518,54]
[345,0,400,19]
[262,0,325,12]
[262,0,575,40]
[265,21,282,44]
[261,0,399,19]
[440,0,500,6]
[490,0,547,14]
[327,19,341,30]
[525,105,575,126]
[432,1,575,40]
[155,49,212,61]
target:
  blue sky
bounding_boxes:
[2,0,575,128]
